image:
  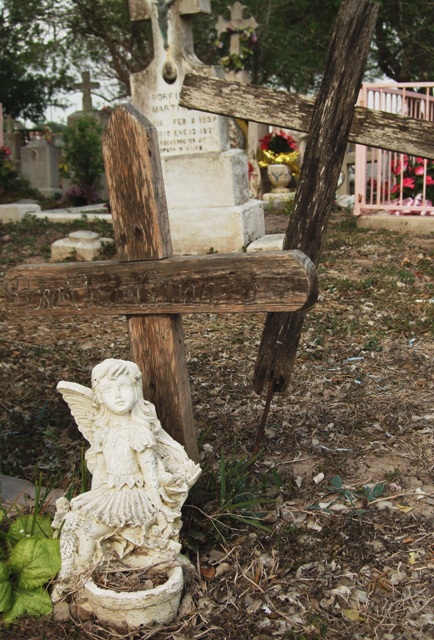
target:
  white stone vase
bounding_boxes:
[267,163,292,193]
[82,562,184,630]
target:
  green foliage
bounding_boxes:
[0,146,36,203]
[3,0,432,108]
[195,0,340,93]
[375,0,434,82]
[308,475,386,516]
[184,452,282,546]
[63,116,104,199]
[60,0,153,97]
[0,0,71,122]
[0,511,60,624]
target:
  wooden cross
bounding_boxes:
[4,105,317,461]
[180,0,434,398]
[73,71,100,113]
[215,2,258,56]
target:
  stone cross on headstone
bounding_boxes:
[4,105,317,461]
[73,71,100,113]
[129,0,265,255]
[216,2,258,56]
[129,0,209,83]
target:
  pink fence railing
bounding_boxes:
[354,82,434,217]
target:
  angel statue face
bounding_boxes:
[91,359,142,416]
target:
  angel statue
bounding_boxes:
[51,358,201,600]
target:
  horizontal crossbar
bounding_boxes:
[180,74,434,159]
[4,251,317,316]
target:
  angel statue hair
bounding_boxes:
[52,358,201,601]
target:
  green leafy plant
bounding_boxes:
[0,145,36,203]
[308,475,385,516]
[216,26,257,72]
[0,501,60,623]
[184,452,282,546]
[62,115,104,205]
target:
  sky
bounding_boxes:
[43,88,108,126]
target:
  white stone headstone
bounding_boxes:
[21,139,60,196]
[129,0,264,254]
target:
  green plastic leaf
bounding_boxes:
[371,482,385,499]
[331,476,343,489]
[0,563,9,581]
[3,587,53,623]
[8,515,54,545]
[0,563,13,613]
[8,538,60,590]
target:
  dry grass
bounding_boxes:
[0,209,433,639]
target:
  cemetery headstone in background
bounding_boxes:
[21,139,60,196]
[67,71,103,127]
[66,71,110,201]
[129,0,264,254]
[215,2,268,198]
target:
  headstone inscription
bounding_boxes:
[4,105,317,461]
[129,0,264,254]
[20,139,60,196]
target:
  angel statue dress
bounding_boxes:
[52,359,201,600]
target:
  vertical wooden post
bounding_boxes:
[102,104,199,461]
[253,0,379,394]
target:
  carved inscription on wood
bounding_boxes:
[4,252,318,316]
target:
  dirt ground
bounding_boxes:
[0,209,433,639]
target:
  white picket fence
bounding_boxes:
[354,82,434,216]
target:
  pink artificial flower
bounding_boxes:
[426,175,434,185]
[414,165,426,176]
[393,155,409,175]
[402,177,415,189]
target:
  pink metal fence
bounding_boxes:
[354,82,434,217]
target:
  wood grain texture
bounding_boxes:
[4,251,317,316]
[102,104,198,459]
[102,104,172,262]
[180,75,434,159]
[128,315,198,460]
[252,0,379,393]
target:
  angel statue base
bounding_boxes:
[51,359,201,629]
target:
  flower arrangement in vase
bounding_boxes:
[257,131,300,195]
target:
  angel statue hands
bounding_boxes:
[52,359,201,600]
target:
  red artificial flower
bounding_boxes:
[260,133,273,150]
[402,177,415,189]
[414,165,426,176]
[393,155,409,175]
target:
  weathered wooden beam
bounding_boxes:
[4,251,317,316]
[253,0,379,393]
[102,104,198,460]
[180,75,434,159]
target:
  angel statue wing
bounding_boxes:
[57,381,96,444]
